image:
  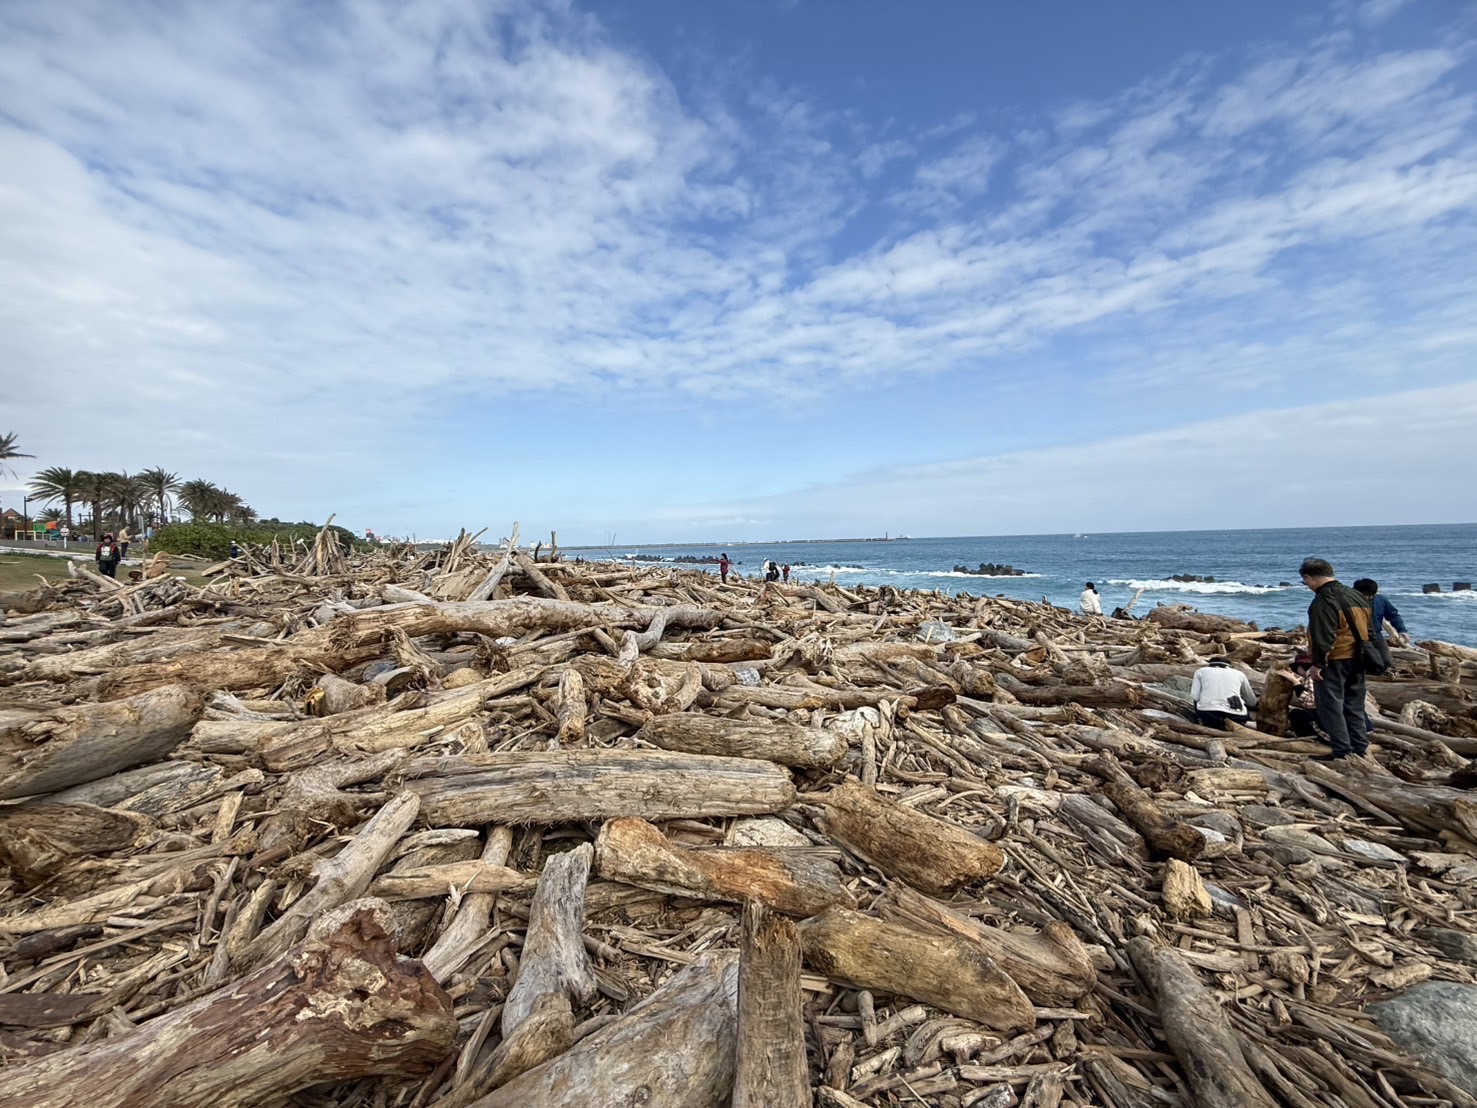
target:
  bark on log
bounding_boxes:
[554,667,585,744]
[502,843,597,1036]
[1009,683,1145,709]
[1256,669,1298,737]
[734,901,809,1108]
[0,905,456,1108]
[403,750,797,827]
[1304,760,1477,840]
[0,684,204,800]
[637,713,847,769]
[369,860,530,900]
[799,908,1035,1033]
[469,951,739,1108]
[1145,607,1253,634]
[876,884,1097,1006]
[0,587,53,615]
[595,817,854,917]
[1083,754,1205,861]
[1126,937,1276,1108]
[819,777,1004,895]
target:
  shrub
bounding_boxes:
[151,521,372,559]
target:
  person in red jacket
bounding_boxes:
[95,533,121,579]
[718,553,732,584]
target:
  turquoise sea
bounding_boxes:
[577,523,1477,647]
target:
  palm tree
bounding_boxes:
[28,466,84,529]
[0,432,33,479]
[179,479,223,522]
[77,470,124,540]
[137,467,181,529]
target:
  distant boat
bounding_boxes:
[1073,533,1089,539]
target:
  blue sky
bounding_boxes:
[2,0,1475,543]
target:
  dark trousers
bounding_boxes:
[119,543,130,560]
[1194,709,1248,731]
[1315,658,1368,756]
[98,561,117,579]
[1288,707,1324,739]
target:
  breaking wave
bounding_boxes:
[1109,578,1292,596]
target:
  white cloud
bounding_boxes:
[0,1,1474,539]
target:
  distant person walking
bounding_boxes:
[1079,582,1102,616]
[782,564,791,583]
[117,526,131,560]
[1352,578,1409,673]
[95,533,121,579]
[719,553,732,584]
[1190,657,1257,731]
[1300,558,1374,761]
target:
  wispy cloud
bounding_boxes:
[0,0,1473,539]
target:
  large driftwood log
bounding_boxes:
[877,884,1097,1006]
[1083,754,1205,861]
[0,684,203,799]
[1127,937,1276,1108]
[502,843,596,1036]
[1304,760,1477,840]
[96,643,384,701]
[799,908,1035,1033]
[432,994,575,1108]
[0,905,455,1108]
[734,901,809,1108]
[595,817,854,917]
[637,713,847,768]
[469,951,739,1108]
[819,778,1003,894]
[403,750,797,827]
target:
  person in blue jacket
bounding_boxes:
[1352,578,1409,674]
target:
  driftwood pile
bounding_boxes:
[3,527,1477,1107]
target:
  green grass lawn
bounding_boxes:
[0,548,214,593]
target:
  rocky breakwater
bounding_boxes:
[953,562,1028,576]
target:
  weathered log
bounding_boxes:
[96,642,383,701]
[469,951,739,1108]
[0,904,456,1108]
[1256,669,1298,737]
[0,684,204,800]
[502,842,597,1036]
[819,777,1003,894]
[1304,760,1477,840]
[369,860,530,900]
[251,750,403,865]
[1126,937,1276,1108]
[239,791,421,968]
[734,901,808,1108]
[637,713,847,768]
[799,907,1035,1033]
[595,817,854,917]
[431,994,576,1108]
[877,884,1097,1006]
[0,587,54,615]
[1083,754,1204,861]
[1009,683,1144,709]
[554,667,585,744]
[194,669,542,771]
[0,804,153,886]
[423,827,515,983]
[305,672,384,716]
[1145,606,1253,633]
[403,750,796,827]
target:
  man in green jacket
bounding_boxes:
[1300,558,1374,761]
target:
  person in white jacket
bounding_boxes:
[1079,582,1102,616]
[1190,658,1258,731]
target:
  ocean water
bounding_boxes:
[581,523,1477,646]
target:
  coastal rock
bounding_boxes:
[952,562,1027,577]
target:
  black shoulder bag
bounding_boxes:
[1336,593,1388,677]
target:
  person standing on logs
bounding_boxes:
[782,563,791,583]
[1079,581,1102,616]
[95,532,121,579]
[1300,557,1374,761]
[1190,657,1257,731]
[1352,578,1410,673]
[718,553,732,584]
